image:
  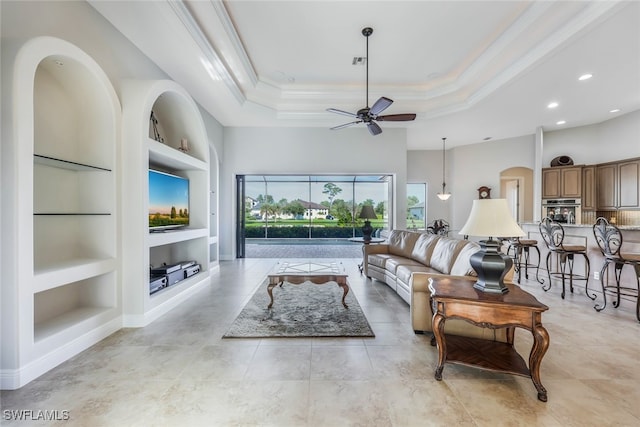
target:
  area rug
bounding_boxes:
[223,280,375,338]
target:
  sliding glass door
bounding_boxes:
[236,174,392,257]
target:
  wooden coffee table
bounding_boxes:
[267,261,349,309]
[429,276,550,402]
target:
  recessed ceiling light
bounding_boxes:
[547,102,559,109]
[578,73,593,81]
[609,109,620,113]
[483,137,492,141]
[556,120,566,125]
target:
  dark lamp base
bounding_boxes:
[362,220,373,242]
[470,239,512,294]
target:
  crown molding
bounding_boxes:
[167,0,246,104]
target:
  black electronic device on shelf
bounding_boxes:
[149,275,167,294]
[150,261,200,293]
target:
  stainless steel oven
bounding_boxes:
[542,199,581,224]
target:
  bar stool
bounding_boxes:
[539,217,594,300]
[507,237,544,284]
[592,217,640,322]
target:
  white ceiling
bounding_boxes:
[89,0,640,150]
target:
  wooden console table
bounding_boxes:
[429,277,550,402]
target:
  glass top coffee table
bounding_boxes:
[267,261,349,309]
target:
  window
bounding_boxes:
[407,183,427,230]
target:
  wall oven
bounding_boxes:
[542,199,581,224]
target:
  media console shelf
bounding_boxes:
[121,79,211,327]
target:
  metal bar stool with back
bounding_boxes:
[539,217,595,300]
[592,217,640,322]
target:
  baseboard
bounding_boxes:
[122,276,210,327]
[1,317,121,390]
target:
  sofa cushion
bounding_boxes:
[387,230,420,258]
[410,234,440,266]
[429,238,467,274]
[367,253,393,270]
[450,241,481,276]
[385,257,424,275]
[396,264,441,285]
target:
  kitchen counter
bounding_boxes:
[518,222,640,295]
[521,222,640,231]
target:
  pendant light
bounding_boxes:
[437,137,451,201]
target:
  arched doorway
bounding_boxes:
[500,167,534,223]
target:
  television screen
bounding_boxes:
[148,169,190,231]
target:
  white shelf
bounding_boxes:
[33,258,117,293]
[34,306,117,344]
[148,227,208,247]
[149,270,207,301]
[34,154,111,172]
[147,138,207,171]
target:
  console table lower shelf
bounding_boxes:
[429,277,550,402]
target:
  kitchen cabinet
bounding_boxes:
[596,158,640,210]
[582,165,596,211]
[618,159,640,209]
[542,166,582,199]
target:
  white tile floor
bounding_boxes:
[2,257,640,426]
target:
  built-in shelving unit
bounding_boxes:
[209,146,220,269]
[121,79,211,327]
[2,37,122,390]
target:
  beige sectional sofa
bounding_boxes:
[364,229,509,341]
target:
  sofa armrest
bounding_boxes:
[363,244,390,256]
[362,244,390,277]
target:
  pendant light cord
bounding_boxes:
[441,137,447,191]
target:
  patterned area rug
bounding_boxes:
[223,280,375,338]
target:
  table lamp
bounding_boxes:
[359,205,377,241]
[459,199,525,294]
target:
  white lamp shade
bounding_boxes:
[458,199,525,238]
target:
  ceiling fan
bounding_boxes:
[327,27,417,136]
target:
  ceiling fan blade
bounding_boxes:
[370,97,393,115]
[326,108,358,118]
[376,113,417,122]
[330,120,362,130]
[367,121,382,136]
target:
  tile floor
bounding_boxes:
[2,257,640,426]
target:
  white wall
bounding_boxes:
[220,127,408,259]
[543,109,640,166]
[408,135,537,234]
[448,135,537,232]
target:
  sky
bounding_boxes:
[149,170,189,214]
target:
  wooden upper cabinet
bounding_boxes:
[582,166,596,211]
[618,159,640,209]
[542,168,561,198]
[542,166,582,199]
[596,163,617,209]
[596,158,640,210]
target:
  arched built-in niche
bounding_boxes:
[3,36,121,390]
[500,167,534,223]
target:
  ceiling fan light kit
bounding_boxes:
[327,27,416,136]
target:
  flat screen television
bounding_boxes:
[148,169,190,231]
